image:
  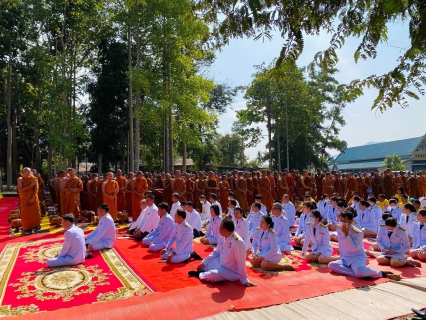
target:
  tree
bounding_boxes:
[382,154,406,171]
[195,0,426,111]
[217,133,247,167]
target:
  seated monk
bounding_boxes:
[47,214,85,267]
[85,203,116,258]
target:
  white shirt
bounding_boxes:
[137,204,159,233]
[129,209,146,231]
[186,209,202,231]
[282,202,296,227]
[210,200,222,214]
[170,201,182,219]
[201,201,211,223]
[420,197,426,208]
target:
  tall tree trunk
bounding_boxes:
[97,153,103,174]
[182,142,187,173]
[34,91,42,171]
[134,11,140,172]
[168,59,173,173]
[6,50,12,190]
[128,24,134,173]
[267,110,272,171]
[47,143,52,180]
[277,119,281,172]
[163,113,168,172]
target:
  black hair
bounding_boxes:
[63,213,75,224]
[303,202,315,210]
[186,201,194,208]
[255,194,262,199]
[403,203,416,212]
[382,212,392,221]
[176,209,186,219]
[158,202,169,211]
[401,194,408,200]
[221,218,235,232]
[253,203,261,209]
[369,197,377,203]
[322,194,329,200]
[230,199,237,206]
[359,200,370,208]
[385,217,397,228]
[389,199,397,205]
[146,193,155,200]
[413,199,421,205]
[346,207,357,217]
[172,193,180,199]
[330,197,338,202]
[339,210,354,220]
[353,196,361,202]
[273,199,282,204]
[181,201,187,206]
[337,200,348,208]
[311,210,322,221]
[234,207,245,218]
[209,193,218,200]
[262,216,274,229]
[228,191,235,197]
[210,204,220,216]
[98,203,109,212]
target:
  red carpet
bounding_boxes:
[1,197,425,319]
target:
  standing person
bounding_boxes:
[302,210,339,264]
[383,169,394,200]
[87,174,98,212]
[285,170,295,202]
[376,217,420,267]
[64,168,83,217]
[362,172,373,199]
[245,172,255,208]
[17,168,41,234]
[301,170,314,197]
[250,216,295,271]
[267,170,278,199]
[131,171,148,221]
[142,202,174,251]
[418,173,426,198]
[206,172,219,200]
[271,203,293,252]
[409,172,420,199]
[85,204,116,258]
[190,219,256,286]
[102,172,119,220]
[323,172,334,197]
[162,173,172,208]
[95,176,104,209]
[315,169,325,202]
[125,172,134,217]
[409,209,426,261]
[200,205,222,245]
[115,170,127,212]
[47,214,85,267]
[234,172,249,212]
[161,209,194,263]
[219,175,230,212]
[195,173,207,211]
[277,173,289,200]
[185,173,195,203]
[328,210,398,280]
[79,175,89,211]
[258,170,274,212]
[171,170,186,200]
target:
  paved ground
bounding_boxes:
[206,277,426,320]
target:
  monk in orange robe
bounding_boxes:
[103,172,119,220]
[132,172,148,220]
[323,173,334,197]
[64,168,83,217]
[18,168,41,232]
[115,169,127,212]
[301,170,314,196]
[172,170,186,200]
[80,175,89,210]
[145,173,153,191]
[345,173,357,202]
[267,171,277,199]
[162,174,172,208]
[245,172,254,206]
[252,172,259,196]
[408,173,420,199]
[59,174,69,216]
[235,172,250,211]
[258,170,274,212]
[333,173,342,197]
[185,173,195,203]
[206,172,219,199]
[419,172,426,197]
[195,174,207,210]
[96,177,104,208]
[219,175,230,211]
[383,169,394,199]
[125,172,134,216]
[87,173,98,211]
[277,173,289,199]
[315,169,325,201]
[286,172,295,201]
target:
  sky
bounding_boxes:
[207,20,426,160]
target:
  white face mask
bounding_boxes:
[200,201,204,205]
[308,217,315,224]
[390,205,397,209]
[228,197,231,200]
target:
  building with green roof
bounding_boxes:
[333,135,426,173]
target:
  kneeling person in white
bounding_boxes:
[192,219,256,286]
[328,210,397,279]
[302,210,339,264]
[271,203,293,252]
[85,203,116,257]
[200,204,222,245]
[250,216,295,271]
[142,202,174,251]
[47,214,85,267]
[161,209,193,263]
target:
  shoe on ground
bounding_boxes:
[188,271,200,278]
[85,253,93,259]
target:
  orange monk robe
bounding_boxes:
[334,177,342,197]
[64,177,83,216]
[88,181,98,211]
[277,178,288,200]
[96,180,104,208]
[116,176,127,212]
[146,178,153,191]
[174,177,186,200]
[259,177,274,212]
[303,176,313,196]
[195,179,207,210]
[323,178,334,197]
[162,179,172,208]
[103,180,119,220]
[235,178,250,212]
[206,179,219,200]
[132,178,148,221]
[37,175,45,202]
[346,178,357,202]
[252,176,259,195]
[185,179,195,203]
[125,181,133,216]
[419,175,426,197]
[383,175,393,200]
[20,175,41,230]
[220,180,230,211]
[246,178,254,207]
[268,175,278,199]
[409,177,420,199]
[286,175,295,201]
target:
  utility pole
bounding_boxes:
[286,94,289,170]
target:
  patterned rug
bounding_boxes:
[0,239,153,316]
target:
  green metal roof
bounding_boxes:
[336,161,389,170]
[335,136,424,163]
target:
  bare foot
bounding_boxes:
[409,260,422,267]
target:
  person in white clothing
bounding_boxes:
[186,201,202,238]
[420,193,426,208]
[209,193,222,214]
[199,195,211,224]
[234,207,251,252]
[228,192,240,207]
[170,193,182,219]
[132,194,159,241]
[128,199,147,233]
[226,199,237,223]
[399,203,418,245]
[282,194,296,228]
